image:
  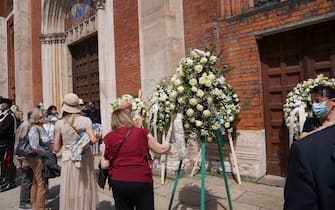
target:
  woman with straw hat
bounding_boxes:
[54,93,98,210]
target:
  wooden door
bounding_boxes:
[70,34,100,106]
[259,20,335,176]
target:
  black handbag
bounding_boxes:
[96,163,109,189]
[96,128,132,189]
[15,135,33,157]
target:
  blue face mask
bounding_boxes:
[312,101,330,118]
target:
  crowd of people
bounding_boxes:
[0,93,171,210]
[5,84,335,210]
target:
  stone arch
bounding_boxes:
[41,0,72,110]
[41,0,115,134]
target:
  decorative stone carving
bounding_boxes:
[40,33,66,44]
[92,0,105,10]
[65,15,97,45]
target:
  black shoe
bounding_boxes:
[0,178,7,185]
[0,182,16,192]
[0,177,5,183]
[0,181,9,188]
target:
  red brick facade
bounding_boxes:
[114,0,141,97]
[31,0,42,106]
[183,0,335,130]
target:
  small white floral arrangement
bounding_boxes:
[147,80,173,135]
[111,94,147,126]
[170,48,240,142]
[283,74,335,139]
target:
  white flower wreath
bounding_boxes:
[283,74,335,140]
[170,48,240,142]
[147,80,173,136]
[111,94,147,126]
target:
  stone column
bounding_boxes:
[138,0,185,99]
[95,0,116,134]
[0,17,8,96]
[14,0,34,114]
[40,33,67,110]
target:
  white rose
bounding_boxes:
[208,73,216,81]
[174,79,182,86]
[203,110,211,117]
[196,89,205,98]
[224,122,230,128]
[199,77,206,85]
[205,80,212,87]
[194,65,203,73]
[209,55,217,63]
[196,104,204,111]
[170,90,177,98]
[200,57,208,64]
[189,79,198,86]
[186,109,194,117]
[189,117,195,123]
[177,97,185,104]
[186,58,193,66]
[178,70,185,77]
[184,122,190,129]
[177,86,184,93]
[189,98,198,106]
[195,120,203,127]
[191,86,198,92]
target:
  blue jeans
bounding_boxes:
[20,167,33,205]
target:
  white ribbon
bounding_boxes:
[148,103,159,140]
[289,104,306,148]
[174,113,186,160]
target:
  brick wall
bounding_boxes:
[31,0,42,106]
[114,0,141,97]
[183,0,335,130]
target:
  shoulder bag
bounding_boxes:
[15,126,39,157]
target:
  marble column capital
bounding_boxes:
[40,33,66,44]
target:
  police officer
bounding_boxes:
[0,97,17,192]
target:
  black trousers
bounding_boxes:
[110,180,154,210]
[0,146,15,184]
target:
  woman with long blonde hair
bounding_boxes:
[103,109,171,210]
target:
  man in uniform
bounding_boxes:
[0,97,17,192]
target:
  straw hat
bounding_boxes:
[61,93,82,114]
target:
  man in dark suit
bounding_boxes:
[0,97,17,192]
[284,124,335,210]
